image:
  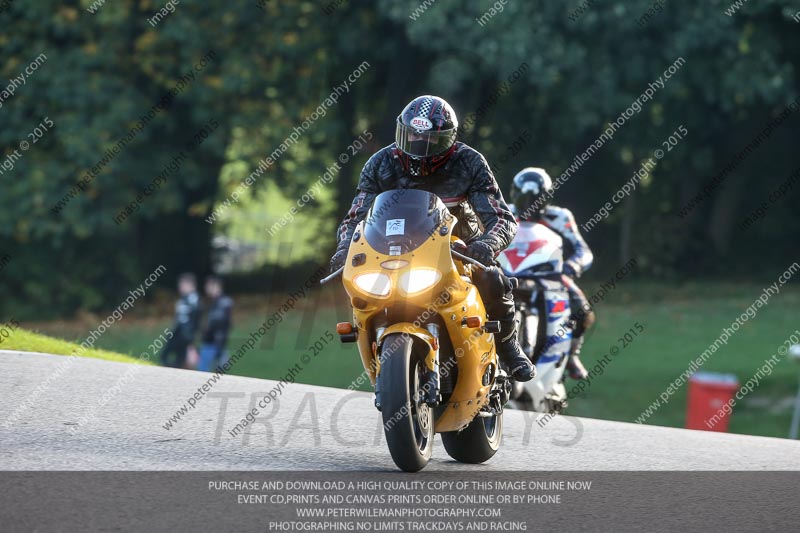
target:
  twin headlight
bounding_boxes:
[352,272,392,296]
[353,268,441,297]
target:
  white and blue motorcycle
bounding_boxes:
[497,220,573,413]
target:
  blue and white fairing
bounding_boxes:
[500,220,572,412]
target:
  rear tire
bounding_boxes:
[379,333,434,472]
[441,411,503,464]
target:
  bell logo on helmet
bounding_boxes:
[410,117,433,131]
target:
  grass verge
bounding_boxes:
[1,327,152,366]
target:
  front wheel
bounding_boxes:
[378,333,434,472]
[515,309,532,359]
[441,411,503,464]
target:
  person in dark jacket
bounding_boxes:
[198,275,233,372]
[330,95,534,382]
[160,273,200,368]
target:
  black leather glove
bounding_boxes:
[465,240,495,266]
[329,248,348,273]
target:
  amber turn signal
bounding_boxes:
[336,322,354,335]
[464,316,482,328]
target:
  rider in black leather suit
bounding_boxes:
[330,95,535,382]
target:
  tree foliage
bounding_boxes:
[0,0,797,317]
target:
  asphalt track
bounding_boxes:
[2,351,799,471]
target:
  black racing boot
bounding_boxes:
[472,266,535,382]
[497,318,535,382]
[566,336,589,380]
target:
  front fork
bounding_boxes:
[420,324,441,407]
[516,286,540,360]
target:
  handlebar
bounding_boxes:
[319,266,344,285]
[450,247,489,271]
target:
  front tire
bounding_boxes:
[441,410,503,464]
[379,333,434,472]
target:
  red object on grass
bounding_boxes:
[686,372,739,432]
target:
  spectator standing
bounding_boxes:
[160,273,200,368]
[198,275,233,372]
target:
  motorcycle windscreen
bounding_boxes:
[363,189,446,256]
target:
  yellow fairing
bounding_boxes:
[342,217,498,433]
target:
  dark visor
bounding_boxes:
[395,122,457,158]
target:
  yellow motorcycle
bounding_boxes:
[321,189,511,472]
